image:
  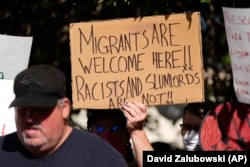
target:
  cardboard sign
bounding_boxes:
[69,12,204,109]
[0,80,16,136]
[0,34,32,80]
[223,7,250,104]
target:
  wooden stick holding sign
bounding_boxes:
[69,12,204,109]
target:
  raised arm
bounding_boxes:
[121,101,154,167]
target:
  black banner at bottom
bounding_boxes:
[143,151,250,167]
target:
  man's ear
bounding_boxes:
[61,97,71,119]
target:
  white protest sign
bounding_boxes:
[0,80,16,136]
[223,7,250,104]
[0,34,32,80]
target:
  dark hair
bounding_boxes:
[86,109,134,161]
[87,109,127,130]
[183,100,217,119]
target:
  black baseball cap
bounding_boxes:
[9,64,66,107]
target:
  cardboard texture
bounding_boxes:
[69,12,204,109]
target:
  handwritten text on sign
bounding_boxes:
[223,7,250,104]
[69,13,204,109]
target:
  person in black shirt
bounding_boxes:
[0,64,127,167]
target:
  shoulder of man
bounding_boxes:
[66,128,128,166]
